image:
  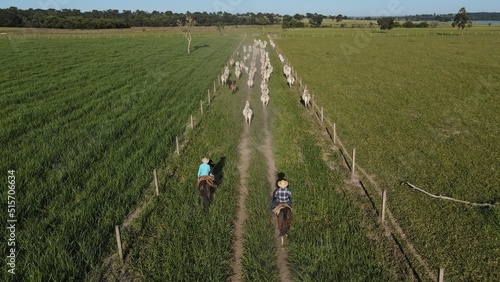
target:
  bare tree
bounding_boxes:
[178,16,195,54]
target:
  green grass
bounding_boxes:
[117,34,393,281]
[114,51,251,280]
[5,26,496,281]
[273,30,500,281]
[0,35,240,281]
[265,36,392,281]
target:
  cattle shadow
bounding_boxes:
[299,97,306,107]
[193,44,209,51]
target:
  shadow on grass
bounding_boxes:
[192,44,209,51]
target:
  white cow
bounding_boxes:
[302,88,311,108]
[235,66,241,79]
[243,101,253,125]
[260,93,269,107]
[221,73,228,85]
[278,54,285,64]
[287,75,295,88]
[283,65,291,77]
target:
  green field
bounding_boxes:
[0,33,240,280]
[272,28,500,280]
[1,25,498,281]
[114,35,392,281]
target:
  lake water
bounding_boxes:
[472,20,500,25]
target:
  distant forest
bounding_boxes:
[0,7,499,29]
[0,7,282,29]
[404,12,500,22]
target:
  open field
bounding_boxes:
[0,25,266,37]
[1,26,498,281]
[114,35,392,281]
[0,34,240,280]
[272,28,499,280]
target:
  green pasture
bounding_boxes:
[106,34,395,281]
[270,21,500,37]
[0,25,267,38]
[0,34,240,281]
[273,31,500,280]
[2,25,497,281]
[263,41,394,281]
[111,82,244,281]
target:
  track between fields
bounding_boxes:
[260,93,293,282]
[229,93,250,281]
[230,43,291,281]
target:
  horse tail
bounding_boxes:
[280,207,291,236]
[199,180,210,211]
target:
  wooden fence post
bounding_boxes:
[208,89,211,105]
[333,123,336,143]
[439,267,445,282]
[190,115,194,129]
[381,190,387,223]
[351,148,356,177]
[200,100,203,115]
[115,225,124,264]
[321,107,324,123]
[154,169,159,196]
[176,137,180,155]
[214,81,216,92]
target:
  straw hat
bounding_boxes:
[277,180,288,188]
[202,158,209,164]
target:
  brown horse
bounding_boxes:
[274,203,292,245]
[198,176,216,211]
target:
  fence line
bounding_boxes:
[271,36,438,281]
[272,31,500,39]
[112,37,247,270]
[4,29,500,42]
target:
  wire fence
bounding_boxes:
[109,36,247,271]
[268,33,458,281]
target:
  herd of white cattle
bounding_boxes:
[219,37,312,126]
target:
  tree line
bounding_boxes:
[404,12,500,22]
[0,7,354,30]
[0,7,284,29]
[1,6,497,30]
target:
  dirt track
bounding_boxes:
[230,42,292,281]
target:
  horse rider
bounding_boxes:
[197,157,216,187]
[271,179,292,211]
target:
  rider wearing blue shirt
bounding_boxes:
[197,157,216,187]
[198,158,211,178]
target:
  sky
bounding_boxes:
[0,0,498,16]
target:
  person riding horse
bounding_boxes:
[197,157,216,188]
[272,179,293,242]
[271,179,292,212]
